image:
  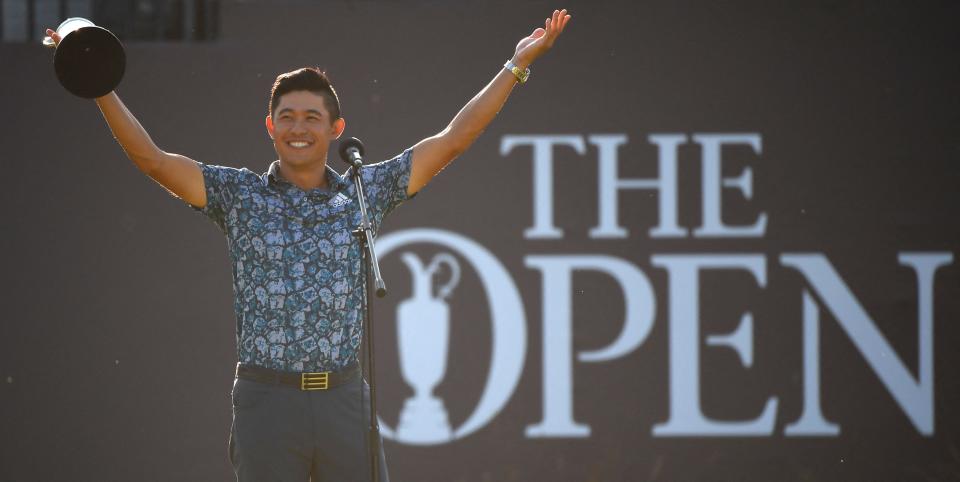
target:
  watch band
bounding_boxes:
[504,60,530,84]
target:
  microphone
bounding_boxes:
[338,137,365,169]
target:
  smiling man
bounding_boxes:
[47,8,570,482]
[266,85,345,189]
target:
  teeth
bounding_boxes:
[288,141,311,148]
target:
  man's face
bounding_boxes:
[266,90,345,166]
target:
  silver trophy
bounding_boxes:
[395,252,460,444]
[44,17,125,98]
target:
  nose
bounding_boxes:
[291,120,307,134]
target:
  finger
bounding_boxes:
[561,14,571,31]
[552,10,561,33]
[44,29,60,47]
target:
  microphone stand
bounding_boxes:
[346,152,387,482]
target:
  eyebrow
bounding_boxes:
[276,108,324,116]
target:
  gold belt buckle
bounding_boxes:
[301,371,330,390]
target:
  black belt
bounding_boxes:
[236,361,360,391]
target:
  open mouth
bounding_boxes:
[286,140,313,149]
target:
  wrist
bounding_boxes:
[510,55,531,70]
[504,59,530,84]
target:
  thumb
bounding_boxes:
[530,27,546,39]
[45,28,61,45]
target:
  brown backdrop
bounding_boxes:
[1,1,958,480]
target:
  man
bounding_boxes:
[47,8,570,482]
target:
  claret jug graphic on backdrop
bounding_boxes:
[395,252,460,443]
[376,133,954,445]
[378,230,528,444]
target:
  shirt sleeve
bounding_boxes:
[189,163,250,232]
[358,148,414,220]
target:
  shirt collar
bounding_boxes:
[264,160,349,192]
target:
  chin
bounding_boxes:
[282,151,323,165]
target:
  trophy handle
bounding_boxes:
[428,253,460,300]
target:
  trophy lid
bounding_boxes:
[54,25,126,99]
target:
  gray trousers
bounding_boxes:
[229,374,389,482]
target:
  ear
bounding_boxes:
[265,115,275,139]
[331,117,346,140]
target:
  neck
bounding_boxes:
[278,158,329,190]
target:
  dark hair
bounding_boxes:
[268,67,341,121]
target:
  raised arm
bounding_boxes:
[94,92,207,207]
[407,9,571,196]
[46,29,207,208]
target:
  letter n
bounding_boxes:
[782,252,952,436]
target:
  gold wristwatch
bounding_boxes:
[504,60,530,84]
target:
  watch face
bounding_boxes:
[516,68,528,83]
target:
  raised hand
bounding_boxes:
[512,9,572,69]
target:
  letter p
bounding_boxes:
[524,255,656,437]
